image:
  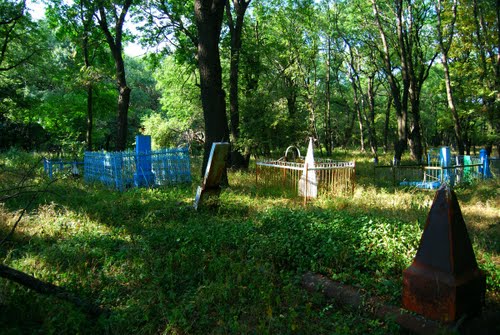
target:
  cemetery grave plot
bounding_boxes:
[374,147,494,189]
[256,139,355,203]
[44,135,191,191]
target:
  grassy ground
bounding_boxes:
[0,149,498,334]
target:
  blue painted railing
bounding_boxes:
[83,147,191,191]
[43,158,83,179]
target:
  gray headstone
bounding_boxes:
[194,142,230,210]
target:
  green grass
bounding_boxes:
[0,150,498,334]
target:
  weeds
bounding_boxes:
[0,151,498,334]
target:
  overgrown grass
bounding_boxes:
[0,150,498,334]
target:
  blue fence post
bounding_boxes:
[84,152,89,183]
[440,146,454,186]
[479,148,492,178]
[134,135,155,187]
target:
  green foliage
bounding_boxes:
[127,56,161,118]
[144,57,203,150]
[1,151,498,333]
[2,0,498,162]
[252,208,421,299]
[0,0,43,71]
[141,112,182,149]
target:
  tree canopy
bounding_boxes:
[0,0,498,165]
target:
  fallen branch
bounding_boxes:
[0,264,106,318]
[0,156,60,247]
[0,177,58,247]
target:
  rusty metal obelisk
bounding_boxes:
[402,185,485,322]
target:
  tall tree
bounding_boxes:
[372,0,407,164]
[81,1,97,151]
[471,0,499,155]
[403,1,437,163]
[94,0,133,151]
[372,0,436,163]
[435,0,464,155]
[46,0,106,151]
[194,0,230,174]
[365,72,379,161]
[141,0,230,174]
[226,0,251,169]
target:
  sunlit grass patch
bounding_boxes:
[0,151,498,333]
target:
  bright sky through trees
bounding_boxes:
[25,0,144,56]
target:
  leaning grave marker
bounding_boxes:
[193,142,230,210]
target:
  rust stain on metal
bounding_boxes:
[402,185,485,322]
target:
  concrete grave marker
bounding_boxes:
[194,142,230,210]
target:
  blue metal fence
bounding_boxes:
[375,147,494,189]
[83,147,191,191]
[43,158,83,179]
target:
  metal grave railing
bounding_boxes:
[256,158,356,201]
[43,158,84,179]
[84,147,191,191]
[374,148,492,189]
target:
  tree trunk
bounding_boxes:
[96,1,132,152]
[354,94,365,152]
[226,1,251,170]
[473,0,500,155]
[408,53,423,163]
[195,0,230,176]
[0,264,105,317]
[383,95,392,153]
[344,38,367,153]
[341,104,356,148]
[394,0,411,164]
[116,70,131,151]
[306,61,320,148]
[372,0,407,164]
[285,76,297,117]
[436,0,463,155]
[408,95,423,163]
[442,54,464,156]
[366,74,378,161]
[325,37,332,156]
[404,1,436,164]
[86,85,93,151]
[82,1,94,152]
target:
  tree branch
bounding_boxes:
[0,264,106,317]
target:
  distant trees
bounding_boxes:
[0,0,49,150]
[46,0,136,152]
[1,0,498,163]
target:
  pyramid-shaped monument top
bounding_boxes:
[413,184,478,274]
[304,138,315,168]
[402,184,485,322]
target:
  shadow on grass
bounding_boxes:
[1,164,498,334]
[1,179,414,333]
